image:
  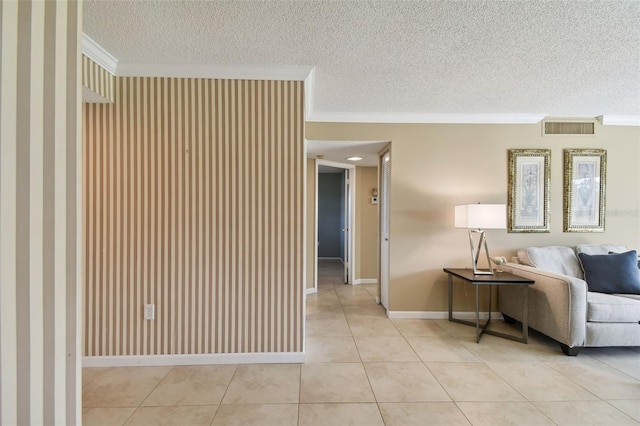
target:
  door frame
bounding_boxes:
[315,159,356,289]
[379,147,391,309]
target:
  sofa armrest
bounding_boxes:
[499,263,587,348]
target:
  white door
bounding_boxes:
[380,151,390,308]
[343,169,350,284]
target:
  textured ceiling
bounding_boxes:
[83,0,640,121]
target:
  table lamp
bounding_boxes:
[455,204,506,275]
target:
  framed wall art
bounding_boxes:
[563,149,606,232]
[507,149,551,233]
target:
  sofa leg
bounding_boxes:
[502,314,517,324]
[560,344,582,356]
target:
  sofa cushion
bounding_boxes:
[587,291,640,322]
[578,250,640,294]
[615,293,640,301]
[517,246,583,279]
[576,244,628,255]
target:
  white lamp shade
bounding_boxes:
[455,204,506,229]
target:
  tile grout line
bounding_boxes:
[298,352,303,426]
[406,326,461,413]
[340,282,387,425]
[600,400,640,425]
[543,358,638,406]
[124,365,175,425]
[314,261,386,423]
[212,363,240,418]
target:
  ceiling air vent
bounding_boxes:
[544,122,595,135]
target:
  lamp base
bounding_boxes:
[467,229,495,275]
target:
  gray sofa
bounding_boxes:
[499,244,640,356]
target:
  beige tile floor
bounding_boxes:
[83,259,640,425]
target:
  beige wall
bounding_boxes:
[306,122,640,312]
[306,158,316,290]
[84,78,305,356]
[0,1,81,423]
[355,166,379,281]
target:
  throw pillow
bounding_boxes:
[578,250,640,294]
[608,251,640,269]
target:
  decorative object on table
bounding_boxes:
[489,256,508,272]
[507,149,551,233]
[563,149,606,232]
[455,203,507,275]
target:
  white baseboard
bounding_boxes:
[387,311,504,320]
[83,351,304,367]
[353,278,377,285]
[305,287,317,295]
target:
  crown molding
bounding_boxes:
[596,115,640,126]
[306,112,546,124]
[116,62,313,81]
[304,68,315,119]
[81,33,118,75]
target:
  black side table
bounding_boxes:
[443,268,534,343]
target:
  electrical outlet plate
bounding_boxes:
[144,304,155,320]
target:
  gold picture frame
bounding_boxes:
[508,149,551,233]
[563,149,606,232]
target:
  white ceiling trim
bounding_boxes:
[307,112,547,124]
[81,33,118,75]
[597,115,640,126]
[304,69,315,120]
[81,33,313,82]
[317,158,356,171]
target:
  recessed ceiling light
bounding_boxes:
[346,156,363,161]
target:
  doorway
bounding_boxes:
[380,150,390,309]
[305,139,389,295]
[316,160,355,287]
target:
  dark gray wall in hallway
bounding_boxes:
[318,173,344,258]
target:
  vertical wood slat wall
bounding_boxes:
[82,54,114,102]
[0,1,81,424]
[84,77,304,356]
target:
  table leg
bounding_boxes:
[475,284,480,343]
[487,284,492,322]
[522,284,529,343]
[448,274,453,321]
